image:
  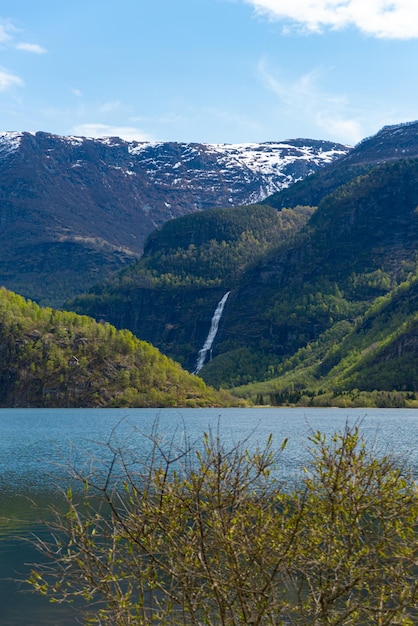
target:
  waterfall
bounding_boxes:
[193,291,230,374]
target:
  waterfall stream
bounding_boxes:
[193,291,231,374]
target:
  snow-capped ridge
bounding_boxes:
[0,129,350,209]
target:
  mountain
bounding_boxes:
[67,121,418,397]
[0,287,235,407]
[265,121,418,210]
[0,131,348,306]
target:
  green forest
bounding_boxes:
[69,204,314,294]
[0,288,235,407]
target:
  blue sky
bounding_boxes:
[1,0,418,146]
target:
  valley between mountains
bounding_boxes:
[2,122,418,407]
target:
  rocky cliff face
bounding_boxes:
[0,131,348,305]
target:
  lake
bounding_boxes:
[1,407,418,625]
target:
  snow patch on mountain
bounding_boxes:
[128,141,162,155]
[207,142,347,176]
[0,131,25,155]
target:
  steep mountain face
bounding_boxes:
[265,120,418,210]
[342,120,418,166]
[243,273,418,405]
[0,131,348,306]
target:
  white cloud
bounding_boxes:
[71,123,154,142]
[244,0,418,39]
[15,42,47,54]
[0,17,46,53]
[257,59,363,144]
[315,113,363,145]
[259,61,323,107]
[0,19,17,45]
[0,67,24,91]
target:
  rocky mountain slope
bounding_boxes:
[0,131,348,306]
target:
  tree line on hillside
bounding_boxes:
[69,205,315,299]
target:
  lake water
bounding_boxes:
[1,407,417,625]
